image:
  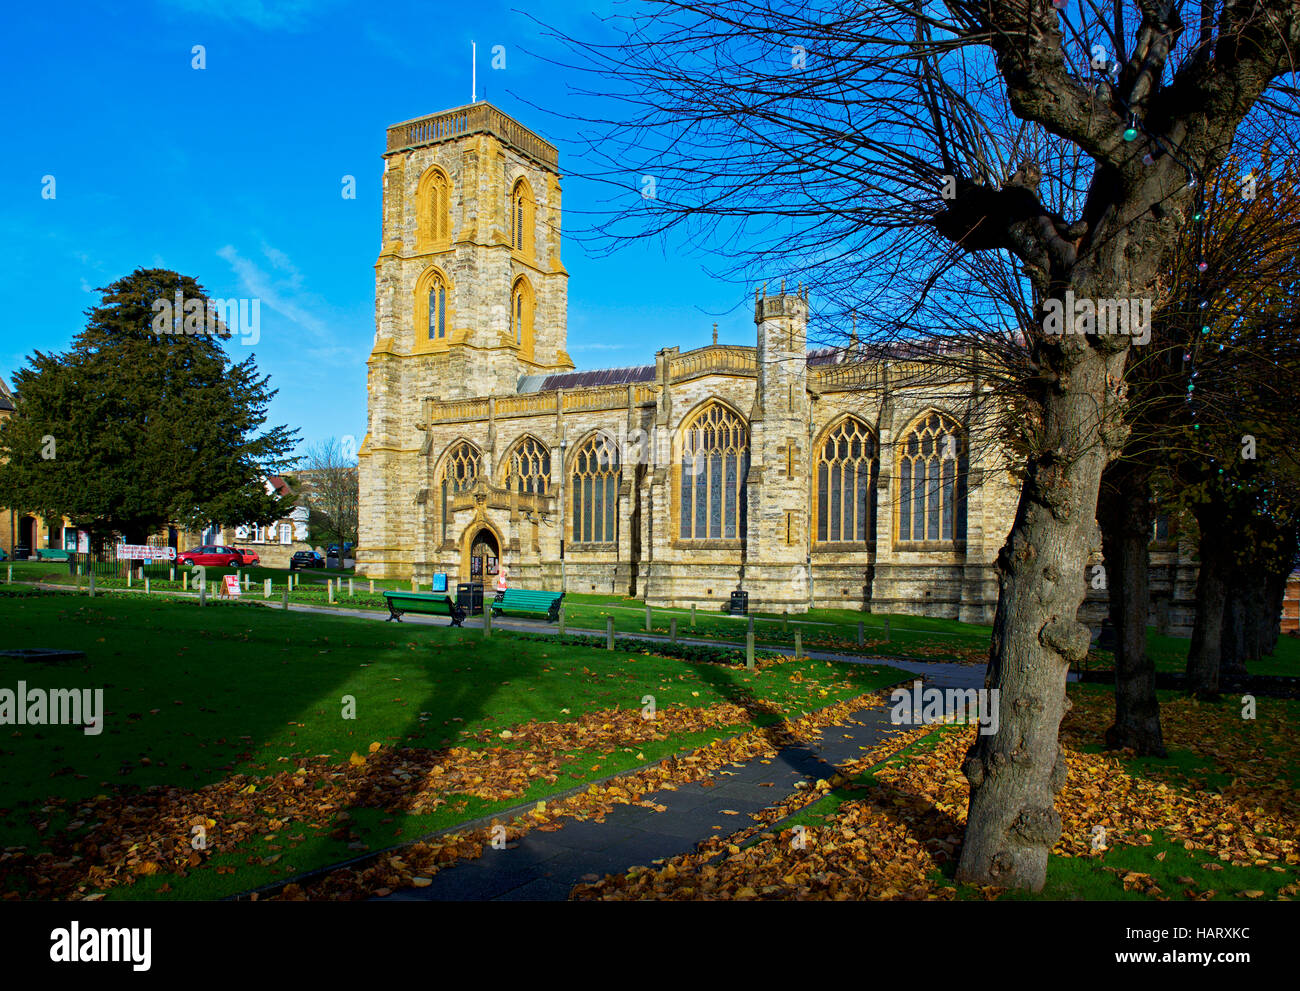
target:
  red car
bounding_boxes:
[236,547,260,566]
[176,545,245,568]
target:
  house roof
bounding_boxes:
[0,375,14,412]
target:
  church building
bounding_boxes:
[355,102,1191,626]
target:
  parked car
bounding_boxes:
[236,547,260,566]
[290,550,325,570]
[177,545,244,568]
[326,543,354,558]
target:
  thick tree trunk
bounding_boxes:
[956,336,1120,891]
[1097,462,1165,756]
[1263,571,1287,656]
[1220,580,1248,683]
[1186,513,1230,698]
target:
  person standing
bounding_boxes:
[495,560,509,600]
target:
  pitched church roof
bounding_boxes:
[517,365,656,393]
[0,375,14,412]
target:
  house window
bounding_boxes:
[505,436,551,494]
[571,434,620,543]
[897,413,967,542]
[816,417,878,542]
[678,402,749,541]
[280,524,292,545]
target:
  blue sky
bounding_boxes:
[0,0,762,457]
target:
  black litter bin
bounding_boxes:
[456,582,484,616]
[729,589,749,615]
[14,544,29,561]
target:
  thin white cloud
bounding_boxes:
[217,243,332,342]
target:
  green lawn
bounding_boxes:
[0,587,906,900]
[1086,628,1300,677]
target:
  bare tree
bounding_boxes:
[300,438,359,558]
[538,0,1299,889]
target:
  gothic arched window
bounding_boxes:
[815,417,878,543]
[428,277,447,339]
[678,402,749,541]
[510,276,534,353]
[571,433,620,543]
[504,436,551,494]
[416,165,452,249]
[439,441,481,540]
[510,178,534,257]
[897,412,967,542]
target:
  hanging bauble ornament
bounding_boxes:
[1197,260,1208,272]
[1142,152,1155,166]
[1123,115,1139,142]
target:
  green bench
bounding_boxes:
[491,588,564,622]
[37,549,72,562]
[382,591,467,626]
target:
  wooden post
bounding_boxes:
[645,603,652,631]
[126,571,132,588]
[746,630,755,670]
[748,615,754,636]
[782,611,788,633]
[243,573,250,591]
[794,630,802,659]
[5,565,10,583]
[89,572,96,598]
[884,618,890,642]
[606,616,615,650]
[857,621,864,646]
[264,578,272,598]
[349,578,354,597]
[282,589,289,610]
[558,606,565,636]
[369,579,375,594]
[411,577,418,593]
[183,571,189,591]
[169,566,175,582]
[144,577,150,594]
[670,618,678,643]
[199,584,207,607]
[328,580,335,604]
[691,603,696,628]
[483,605,492,639]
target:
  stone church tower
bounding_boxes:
[360,103,575,575]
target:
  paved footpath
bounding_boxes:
[373,649,999,902]
[21,581,1042,901]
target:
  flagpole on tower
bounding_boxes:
[471,41,477,103]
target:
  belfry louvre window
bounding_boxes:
[571,434,620,543]
[439,442,482,540]
[416,166,452,249]
[897,413,967,542]
[679,402,749,540]
[510,179,534,257]
[505,437,551,494]
[816,417,877,542]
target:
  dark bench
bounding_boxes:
[491,588,564,622]
[36,548,72,562]
[382,591,466,626]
